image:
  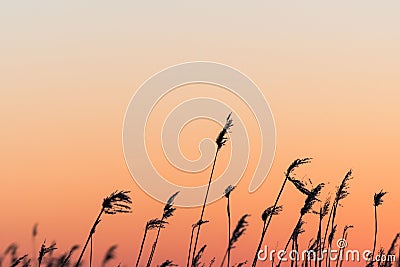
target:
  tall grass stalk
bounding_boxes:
[336,225,353,267]
[186,220,209,267]
[277,183,324,267]
[312,197,330,267]
[220,214,250,267]
[223,185,235,267]
[136,219,166,267]
[322,170,352,267]
[251,158,312,267]
[146,192,179,267]
[190,113,233,267]
[371,190,388,262]
[75,190,132,267]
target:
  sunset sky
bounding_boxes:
[1,1,400,266]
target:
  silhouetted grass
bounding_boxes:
[102,245,117,267]
[221,214,250,267]
[371,190,388,265]
[252,158,312,267]
[75,190,132,267]
[190,113,233,267]
[223,185,235,267]
[277,182,325,267]
[146,191,179,267]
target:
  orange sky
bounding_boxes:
[1,2,400,266]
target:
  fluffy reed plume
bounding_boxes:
[277,183,324,267]
[146,191,179,267]
[193,245,207,267]
[136,219,167,267]
[221,214,250,267]
[371,190,388,261]
[224,185,235,267]
[337,225,353,267]
[158,260,178,267]
[58,245,80,267]
[191,113,233,267]
[288,177,312,196]
[187,220,209,267]
[102,245,117,267]
[252,158,311,267]
[11,254,28,267]
[75,190,132,267]
[38,241,57,267]
[322,170,352,257]
[313,196,331,266]
[384,233,400,267]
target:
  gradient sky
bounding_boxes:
[1,1,400,266]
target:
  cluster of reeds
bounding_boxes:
[1,113,399,267]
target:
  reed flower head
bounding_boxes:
[373,190,387,207]
[192,245,207,267]
[334,170,352,206]
[224,185,235,198]
[163,191,179,219]
[288,177,312,196]
[147,219,167,230]
[59,245,79,267]
[102,245,118,266]
[229,214,250,250]
[102,190,132,215]
[321,196,331,217]
[38,240,57,265]
[286,158,312,178]
[216,113,233,149]
[261,205,283,222]
[301,183,324,216]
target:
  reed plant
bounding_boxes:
[136,219,166,267]
[277,182,325,267]
[38,241,57,267]
[252,158,312,267]
[146,191,179,267]
[371,190,388,263]
[75,190,132,267]
[220,214,250,267]
[190,113,233,267]
[322,170,352,267]
[223,185,235,267]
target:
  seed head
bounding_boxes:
[216,113,233,149]
[102,190,132,215]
